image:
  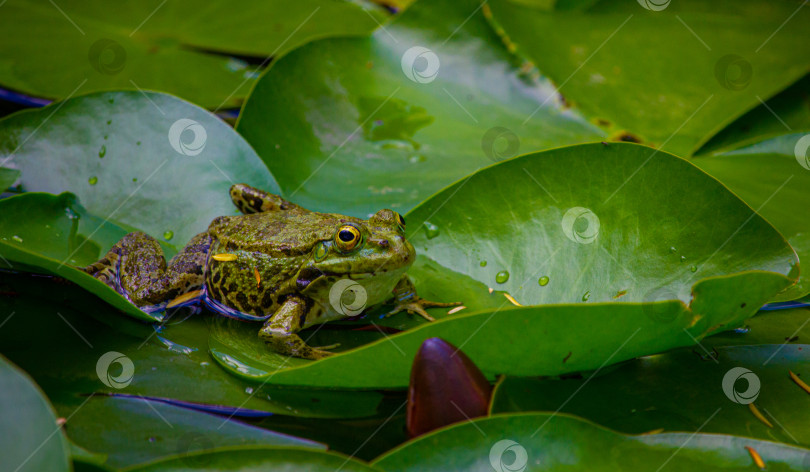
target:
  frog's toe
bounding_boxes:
[385,302,436,322]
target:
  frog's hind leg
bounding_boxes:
[229,183,301,214]
[80,231,211,307]
[259,296,333,360]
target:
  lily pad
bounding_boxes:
[372,413,810,471]
[487,0,810,156]
[0,0,388,108]
[708,307,810,346]
[0,281,384,419]
[209,143,795,388]
[491,344,810,446]
[0,354,70,472]
[58,396,322,469]
[692,133,810,300]
[126,446,382,472]
[0,91,279,247]
[0,166,20,190]
[236,0,606,217]
[697,74,810,155]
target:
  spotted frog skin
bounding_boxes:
[81,184,459,359]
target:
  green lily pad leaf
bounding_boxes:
[372,413,810,471]
[0,166,20,191]
[487,0,810,156]
[491,344,810,446]
[697,74,810,155]
[236,0,606,217]
[209,142,795,388]
[0,1,388,109]
[0,192,161,321]
[126,446,382,472]
[0,354,70,472]
[0,91,279,247]
[708,307,810,346]
[0,284,385,419]
[58,396,322,469]
[692,133,810,300]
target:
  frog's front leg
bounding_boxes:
[385,276,461,322]
[80,231,210,307]
[259,296,333,360]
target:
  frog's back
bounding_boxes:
[207,209,361,255]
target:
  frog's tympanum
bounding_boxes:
[81,184,459,359]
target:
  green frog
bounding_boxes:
[81,184,459,360]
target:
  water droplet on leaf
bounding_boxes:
[98,144,106,158]
[163,231,174,241]
[582,290,591,301]
[423,221,439,239]
[538,276,549,286]
[479,260,487,267]
[88,176,98,185]
[690,265,697,272]
[495,271,509,284]
[669,247,677,253]
[11,235,23,243]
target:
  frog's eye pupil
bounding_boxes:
[339,230,355,242]
[397,213,406,226]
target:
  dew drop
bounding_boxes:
[106,120,111,125]
[669,247,677,253]
[132,178,138,182]
[409,154,427,163]
[495,270,509,284]
[582,290,591,301]
[98,144,106,158]
[163,231,174,241]
[245,387,254,394]
[479,260,487,267]
[538,276,549,286]
[690,265,697,272]
[733,326,750,334]
[680,256,686,262]
[11,235,23,243]
[423,221,439,239]
[88,176,98,185]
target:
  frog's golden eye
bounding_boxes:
[396,212,406,227]
[335,225,362,252]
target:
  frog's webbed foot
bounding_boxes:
[384,298,462,322]
[259,297,333,360]
[385,275,461,322]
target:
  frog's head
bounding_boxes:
[295,209,415,314]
